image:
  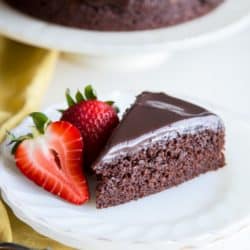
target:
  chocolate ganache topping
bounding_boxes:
[106,92,212,144]
[94,92,223,165]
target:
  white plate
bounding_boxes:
[0,0,250,55]
[1,92,250,250]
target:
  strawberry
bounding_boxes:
[61,85,119,168]
[8,112,89,205]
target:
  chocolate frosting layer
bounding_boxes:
[108,92,211,144]
[94,92,223,167]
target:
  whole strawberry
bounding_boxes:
[61,85,119,168]
[9,112,89,205]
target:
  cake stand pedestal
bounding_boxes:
[63,51,171,71]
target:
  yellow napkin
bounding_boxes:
[0,37,72,249]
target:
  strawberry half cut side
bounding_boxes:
[8,112,89,205]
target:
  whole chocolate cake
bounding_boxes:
[5,0,223,31]
[93,92,225,208]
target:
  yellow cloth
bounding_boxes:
[0,37,72,249]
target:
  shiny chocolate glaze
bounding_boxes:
[112,92,211,143]
[94,92,223,166]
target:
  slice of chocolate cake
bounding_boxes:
[93,92,225,209]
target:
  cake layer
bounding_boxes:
[5,0,223,31]
[95,129,225,208]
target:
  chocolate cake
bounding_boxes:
[93,92,225,208]
[5,0,223,31]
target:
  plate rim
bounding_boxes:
[1,183,250,249]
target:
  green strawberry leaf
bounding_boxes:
[64,85,120,114]
[106,101,114,106]
[75,90,85,103]
[30,112,51,134]
[57,109,65,113]
[84,85,97,100]
[66,89,76,107]
[7,112,52,154]
[106,101,120,114]
[113,106,120,114]
[7,131,34,154]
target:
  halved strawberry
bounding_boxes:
[9,112,89,205]
[61,85,119,169]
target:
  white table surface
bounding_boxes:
[40,26,250,250]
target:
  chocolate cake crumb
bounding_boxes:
[95,129,225,208]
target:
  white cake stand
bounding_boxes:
[0,0,250,70]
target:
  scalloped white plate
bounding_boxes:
[1,92,250,250]
[0,0,250,55]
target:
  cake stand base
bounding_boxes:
[62,51,171,71]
